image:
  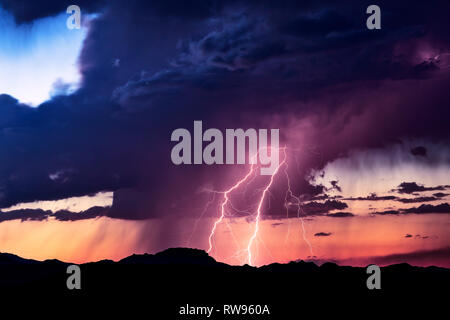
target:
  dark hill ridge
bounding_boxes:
[0,248,448,316]
[119,247,223,266]
[2,247,450,270]
[0,252,39,265]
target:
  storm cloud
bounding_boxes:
[0,0,449,223]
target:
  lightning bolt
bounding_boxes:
[207,163,256,254]
[246,148,286,265]
[283,148,314,257]
[206,146,314,266]
[187,191,217,247]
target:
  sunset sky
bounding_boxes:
[0,0,449,267]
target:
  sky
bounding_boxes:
[0,7,87,106]
[0,0,449,267]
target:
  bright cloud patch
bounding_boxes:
[0,7,87,106]
[310,140,450,197]
[1,191,113,213]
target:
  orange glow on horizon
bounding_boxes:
[0,213,448,268]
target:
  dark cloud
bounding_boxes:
[433,192,448,198]
[404,203,450,214]
[281,9,354,39]
[302,200,348,216]
[405,234,413,238]
[0,0,107,23]
[310,194,330,201]
[271,222,283,227]
[0,0,449,225]
[373,203,450,215]
[344,193,397,201]
[411,234,437,239]
[329,181,341,193]
[0,206,108,223]
[343,192,447,206]
[52,206,109,221]
[410,146,427,157]
[396,196,439,203]
[372,210,402,215]
[326,212,354,218]
[310,194,343,201]
[0,0,215,24]
[314,232,332,237]
[394,182,446,194]
[0,208,50,222]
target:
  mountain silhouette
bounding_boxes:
[119,248,222,266]
[0,248,448,317]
